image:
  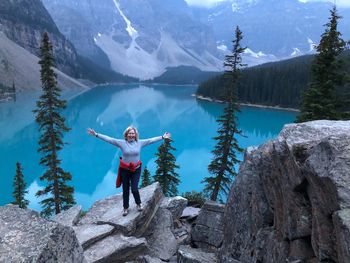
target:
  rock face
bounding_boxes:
[191,201,225,252]
[0,0,79,77]
[0,205,86,263]
[177,245,218,263]
[220,120,350,263]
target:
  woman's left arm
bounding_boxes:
[140,132,171,147]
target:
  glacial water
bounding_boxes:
[0,84,297,211]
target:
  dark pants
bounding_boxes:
[120,166,141,209]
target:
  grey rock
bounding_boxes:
[126,255,164,263]
[201,200,225,213]
[84,234,147,263]
[333,209,350,263]
[54,205,82,227]
[0,204,86,263]
[73,224,115,249]
[220,120,350,263]
[144,208,177,261]
[160,196,188,219]
[288,238,315,261]
[191,201,225,251]
[177,245,218,263]
[181,206,201,219]
[80,182,163,237]
[0,0,81,77]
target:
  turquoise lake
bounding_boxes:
[0,84,297,211]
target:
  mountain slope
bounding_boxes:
[191,0,350,64]
[42,0,222,80]
[0,32,87,91]
[0,0,79,77]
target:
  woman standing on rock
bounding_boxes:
[87,126,170,216]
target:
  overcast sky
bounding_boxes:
[184,0,350,8]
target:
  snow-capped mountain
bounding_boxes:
[191,0,350,63]
[42,0,222,80]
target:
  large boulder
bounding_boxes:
[144,208,178,261]
[73,224,115,249]
[160,196,188,220]
[177,245,218,263]
[54,205,82,227]
[191,201,225,252]
[79,183,164,237]
[220,120,350,263]
[0,205,86,263]
[83,234,147,263]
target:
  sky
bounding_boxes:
[184,0,350,8]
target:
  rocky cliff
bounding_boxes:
[220,120,350,262]
[0,0,79,77]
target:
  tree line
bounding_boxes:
[197,28,349,110]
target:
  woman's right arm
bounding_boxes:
[87,128,123,147]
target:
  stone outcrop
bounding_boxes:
[191,201,225,252]
[54,205,82,227]
[177,245,218,263]
[35,182,191,263]
[0,205,85,263]
[220,120,350,263]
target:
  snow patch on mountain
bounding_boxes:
[217,44,228,51]
[95,31,222,80]
[291,47,302,56]
[112,0,138,40]
[308,37,315,51]
[244,48,267,58]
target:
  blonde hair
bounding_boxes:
[123,126,139,141]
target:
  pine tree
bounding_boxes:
[202,26,245,202]
[141,166,152,188]
[153,139,180,197]
[33,32,75,217]
[12,162,29,208]
[12,81,16,102]
[297,6,348,122]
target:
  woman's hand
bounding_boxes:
[87,128,97,137]
[163,132,171,140]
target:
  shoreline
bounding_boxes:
[193,94,300,112]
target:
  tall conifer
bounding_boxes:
[297,6,348,122]
[154,139,180,197]
[141,166,152,188]
[12,162,29,208]
[202,26,245,202]
[33,32,75,217]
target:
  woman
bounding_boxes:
[87,126,170,216]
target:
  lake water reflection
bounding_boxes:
[0,84,297,210]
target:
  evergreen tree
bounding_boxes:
[153,138,180,197]
[297,6,348,122]
[202,26,245,202]
[33,32,75,217]
[141,166,152,188]
[12,81,16,102]
[12,162,29,208]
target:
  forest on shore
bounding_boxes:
[197,50,350,109]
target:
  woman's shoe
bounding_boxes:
[137,204,143,211]
[122,209,128,216]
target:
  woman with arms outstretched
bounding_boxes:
[87,126,170,216]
